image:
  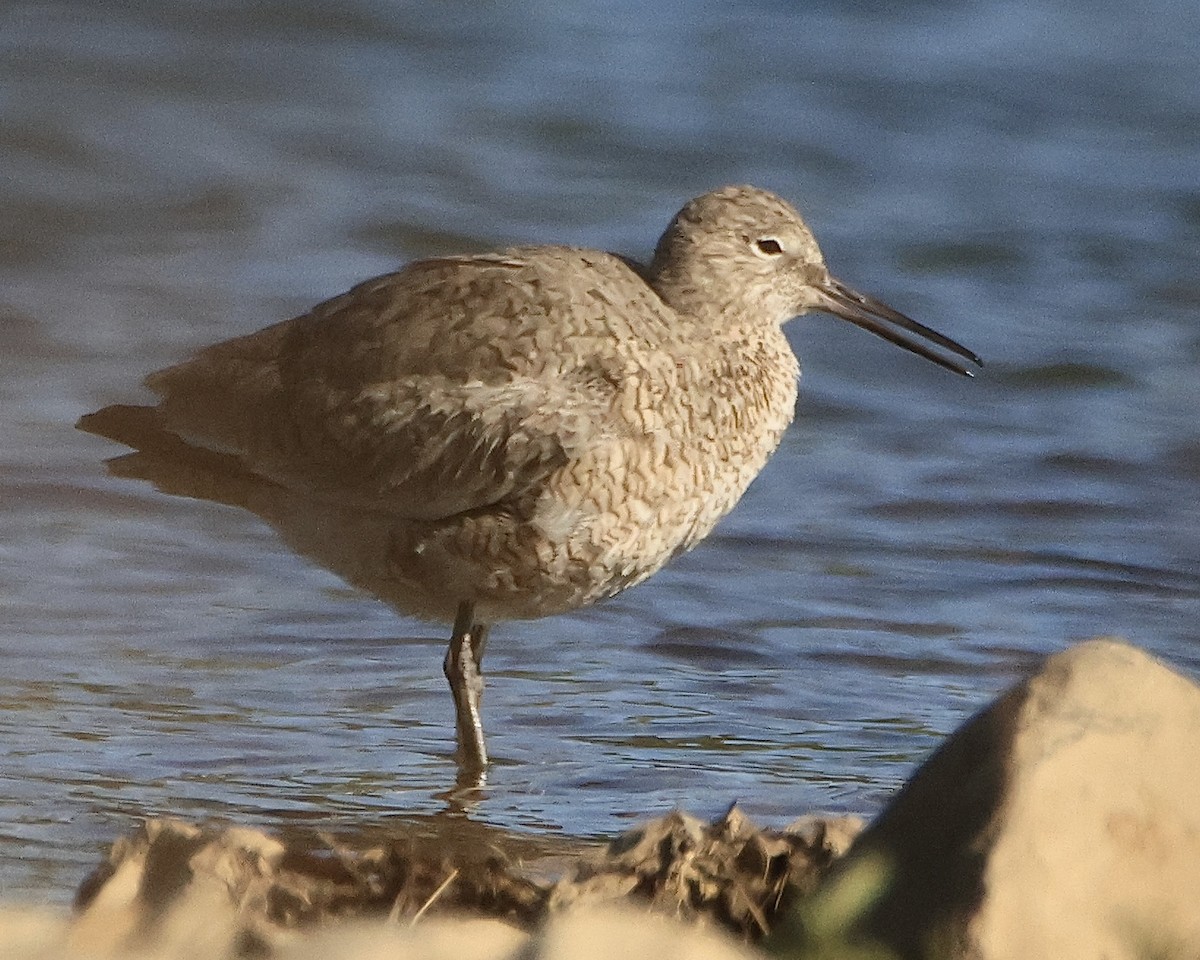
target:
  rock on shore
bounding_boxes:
[774,638,1200,959]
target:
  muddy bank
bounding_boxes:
[73,806,861,951]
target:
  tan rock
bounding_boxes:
[0,903,529,960]
[278,916,528,960]
[0,906,75,960]
[525,906,758,960]
[778,638,1200,960]
[278,909,758,960]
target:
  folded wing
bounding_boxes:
[82,251,652,521]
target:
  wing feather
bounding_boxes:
[136,249,657,520]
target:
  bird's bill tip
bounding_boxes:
[816,278,982,377]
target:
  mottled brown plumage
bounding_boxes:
[79,185,980,771]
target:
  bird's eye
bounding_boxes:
[753,237,784,257]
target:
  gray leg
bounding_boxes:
[444,600,490,770]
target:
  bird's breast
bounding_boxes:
[531,326,800,597]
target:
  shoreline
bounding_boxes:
[5,638,1199,959]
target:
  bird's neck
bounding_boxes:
[646,263,724,327]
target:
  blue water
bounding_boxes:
[0,0,1197,901]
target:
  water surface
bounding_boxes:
[1,0,1198,901]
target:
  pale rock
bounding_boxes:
[522,906,758,960]
[784,638,1200,960]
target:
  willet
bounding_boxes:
[78,185,981,772]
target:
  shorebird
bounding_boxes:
[79,185,980,772]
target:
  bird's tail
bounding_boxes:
[77,404,275,511]
[77,404,172,453]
